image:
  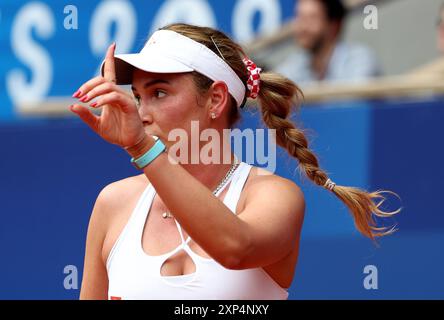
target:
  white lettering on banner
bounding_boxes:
[6,2,54,108]
[90,0,137,63]
[6,1,287,113]
[150,0,216,34]
[232,0,281,43]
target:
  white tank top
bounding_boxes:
[106,162,289,300]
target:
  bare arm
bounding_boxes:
[79,187,111,300]
[141,152,305,270]
[72,43,305,272]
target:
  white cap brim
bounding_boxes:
[106,53,194,85]
[100,30,246,107]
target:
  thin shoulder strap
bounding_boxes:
[223,162,252,214]
[174,219,188,244]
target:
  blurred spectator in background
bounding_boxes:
[275,0,381,86]
[437,3,444,53]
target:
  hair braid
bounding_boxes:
[257,72,399,240]
[163,23,400,241]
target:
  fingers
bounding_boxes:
[73,76,133,105]
[73,76,107,99]
[70,104,100,131]
[92,91,135,113]
[103,42,117,83]
[72,43,119,101]
[78,81,125,105]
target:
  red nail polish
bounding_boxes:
[72,90,81,98]
[90,102,98,108]
[79,95,88,102]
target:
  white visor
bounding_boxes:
[100,29,246,107]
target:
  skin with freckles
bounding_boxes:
[73,43,305,300]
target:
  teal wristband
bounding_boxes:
[130,136,166,170]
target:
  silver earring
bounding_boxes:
[211,112,217,119]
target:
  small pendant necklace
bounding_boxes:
[162,158,241,219]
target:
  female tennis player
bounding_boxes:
[71,24,398,300]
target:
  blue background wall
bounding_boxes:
[1,0,443,300]
[1,97,443,299]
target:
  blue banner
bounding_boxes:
[0,0,295,119]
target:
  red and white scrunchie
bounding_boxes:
[243,57,262,99]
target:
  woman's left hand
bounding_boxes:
[70,43,149,151]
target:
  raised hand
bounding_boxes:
[70,43,148,150]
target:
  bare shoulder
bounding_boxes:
[244,166,305,209]
[80,174,148,299]
[96,174,148,208]
[91,174,149,228]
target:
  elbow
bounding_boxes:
[219,252,244,270]
[218,230,252,270]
